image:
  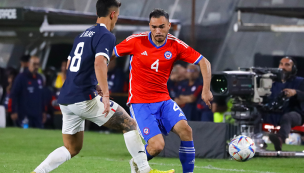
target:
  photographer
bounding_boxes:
[267,57,304,151]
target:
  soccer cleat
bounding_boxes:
[149,169,175,173]
[129,158,139,173]
[31,172,36,173]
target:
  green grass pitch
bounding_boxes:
[1,128,304,173]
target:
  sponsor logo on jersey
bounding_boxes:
[164,51,172,60]
[141,51,148,56]
[143,127,150,135]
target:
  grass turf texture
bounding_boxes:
[1,128,304,173]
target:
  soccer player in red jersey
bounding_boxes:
[113,9,213,173]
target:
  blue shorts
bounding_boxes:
[130,99,187,143]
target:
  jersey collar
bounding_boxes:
[99,23,107,29]
[148,32,167,49]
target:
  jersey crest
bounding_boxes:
[164,51,173,60]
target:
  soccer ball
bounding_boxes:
[285,133,302,145]
[229,135,256,162]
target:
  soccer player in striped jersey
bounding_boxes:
[113,9,213,173]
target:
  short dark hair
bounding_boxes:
[96,0,121,18]
[20,54,30,62]
[149,8,169,21]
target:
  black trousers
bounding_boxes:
[278,111,302,141]
[254,111,302,141]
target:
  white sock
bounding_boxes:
[124,130,151,172]
[33,146,71,173]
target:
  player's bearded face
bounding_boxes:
[150,16,171,43]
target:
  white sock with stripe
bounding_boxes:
[124,130,151,172]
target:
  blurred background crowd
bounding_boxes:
[0,54,223,129]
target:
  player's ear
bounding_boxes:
[168,22,171,29]
[110,11,115,20]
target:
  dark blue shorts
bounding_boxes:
[130,99,187,143]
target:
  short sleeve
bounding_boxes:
[114,36,136,57]
[95,33,116,63]
[178,44,204,65]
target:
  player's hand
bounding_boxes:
[11,113,18,121]
[202,89,213,109]
[283,89,297,98]
[96,85,103,97]
[102,96,110,117]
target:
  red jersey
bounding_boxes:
[114,32,204,104]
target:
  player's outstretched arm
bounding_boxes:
[198,58,213,108]
[95,56,110,116]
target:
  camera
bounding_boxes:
[211,67,284,137]
[211,67,283,102]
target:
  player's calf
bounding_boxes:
[172,120,195,173]
[62,132,84,157]
[104,106,151,172]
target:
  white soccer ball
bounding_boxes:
[229,135,256,162]
[285,133,302,145]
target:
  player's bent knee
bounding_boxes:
[148,137,165,155]
[185,125,193,135]
[179,125,193,141]
[65,145,82,157]
[150,142,165,155]
[120,113,137,133]
[281,113,291,123]
[104,106,137,133]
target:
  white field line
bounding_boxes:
[104,158,276,173]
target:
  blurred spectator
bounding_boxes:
[3,67,18,126]
[212,96,234,123]
[0,67,6,104]
[45,66,62,129]
[264,57,304,151]
[175,64,203,121]
[212,68,234,123]
[107,58,124,93]
[54,61,67,89]
[196,98,214,122]
[9,56,47,128]
[19,54,30,73]
[167,64,187,99]
[44,66,57,88]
